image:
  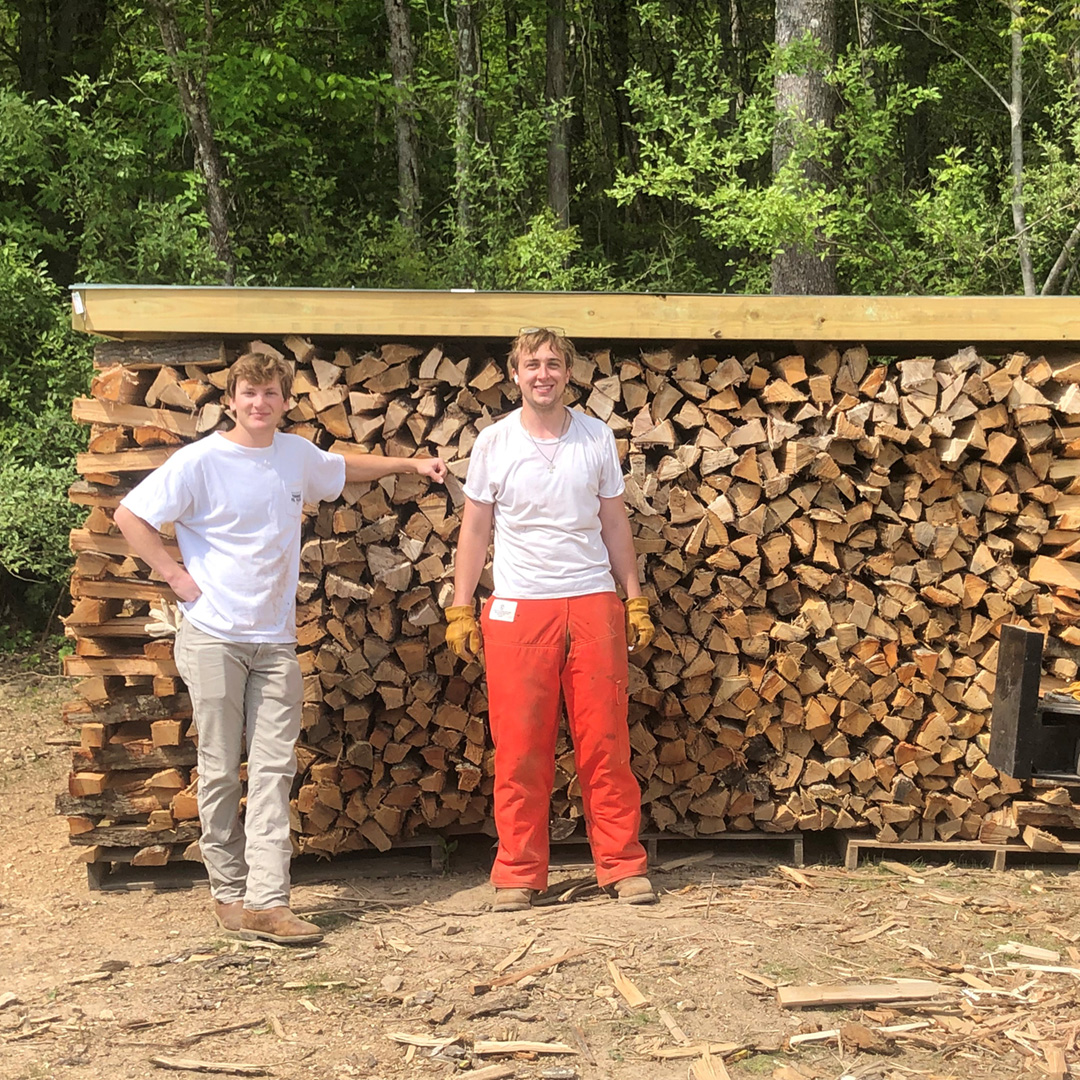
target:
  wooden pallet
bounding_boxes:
[838,832,1080,872]
[84,835,457,892]
[84,827,807,890]
[551,828,805,868]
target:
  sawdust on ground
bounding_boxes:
[2,667,1080,1080]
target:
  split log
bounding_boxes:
[60,338,1080,862]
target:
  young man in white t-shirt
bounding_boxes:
[115,352,446,942]
[446,329,657,912]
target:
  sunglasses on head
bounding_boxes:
[518,326,566,335]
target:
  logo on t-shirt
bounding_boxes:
[290,490,302,506]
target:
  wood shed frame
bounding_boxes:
[70,285,1080,352]
[63,285,1080,883]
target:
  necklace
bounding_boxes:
[524,409,571,473]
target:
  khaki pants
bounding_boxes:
[174,620,302,909]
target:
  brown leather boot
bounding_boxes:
[492,888,534,912]
[213,900,245,937]
[240,906,323,944]
[611,876,657,905]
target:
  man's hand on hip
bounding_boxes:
[445,604,481,662]
[625,597,654,652]
[167,567,203,604]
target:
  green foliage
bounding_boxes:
[497,211,615,291]
[5,0,1080,635]
[0,243,91,587]
[0,459,84,581]
[612,29,947,293]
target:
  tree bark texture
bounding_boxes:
[16,0,109,101]
[902,26,932,187]
[150,0,236,285]
[452,0,480,240]
[771,0,837,296]
[384,0,422,235]
[545,0,570,228]
[1008,2,1036,296]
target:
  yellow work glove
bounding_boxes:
[625,596,655,652]
[445,604,481,662]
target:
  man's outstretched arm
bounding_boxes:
[339,452,447,485]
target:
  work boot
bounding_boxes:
[492,888,534,912]
[213,899,245,937]
[611,876,657,905]
[240,906,324,944]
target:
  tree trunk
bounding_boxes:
[452,0,480,240]
[545,0,570,228]
[1008,1,1036,295]
[600,0,639,171]
[730,0,746,110]
[384,0,421,235]
[902,26,932,187]
[16,0,109,101]
[150,0,236,284]
[771,0,837,295]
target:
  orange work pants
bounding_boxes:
[481,591,648,890]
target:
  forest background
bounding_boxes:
[2,0,1079,641]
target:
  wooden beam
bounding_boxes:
[72,398,199,438]
[64,657,180,677]
[70,286,1080,344]
[70,529,180,558]
[75,447,178,474]
[71,578,177,602]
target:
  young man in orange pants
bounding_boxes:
[445,329,656,912]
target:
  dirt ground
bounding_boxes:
[3,669,1080,1080]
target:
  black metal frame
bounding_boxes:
[989,624,1080,782]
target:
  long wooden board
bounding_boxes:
[69,529,180,558]
[94,339,226,368]
[75,447,178,474]
[777,980,948,1009]
[71,578,176,602]
[70,286,1080,344]
[64,657,180,677]
[65,616,154,637]
[72,397,199,438]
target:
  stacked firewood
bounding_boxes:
[57,334,1080,870]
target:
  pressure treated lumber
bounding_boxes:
[70,286,1080,343]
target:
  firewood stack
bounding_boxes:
[56,335,1080,872]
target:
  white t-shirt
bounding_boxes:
[463,408,625,599]
[120,431,345,643]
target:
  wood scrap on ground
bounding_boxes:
[470,947,593,994]
[777,979,949,1008]
[607,959,649,1007]
[386,1032,576,1055]
[148,1057,270,1075]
